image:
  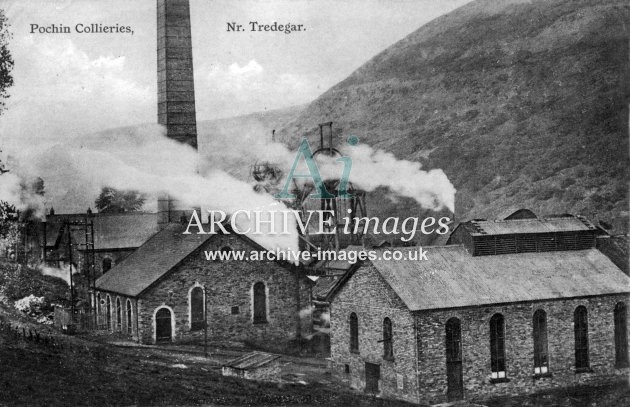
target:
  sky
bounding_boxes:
[0,0,471,144]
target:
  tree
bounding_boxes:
[95,187,146,213]
[0,8,14,115]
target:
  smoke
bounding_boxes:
[38,264,78,286]
[1,119,454,255]
[199,122,455,212]
[323,144,455,212]
[2,125,299,254]
[0,168,46,219]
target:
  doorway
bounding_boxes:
[364,362,380,393]
[155,308,172,343]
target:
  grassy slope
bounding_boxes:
[275,0,629,230]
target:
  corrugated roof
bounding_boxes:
[224,351,280,370]
[95,223,212,296]
[369,246,629,311]
[464,216,596,236]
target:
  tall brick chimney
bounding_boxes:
[156,0,198,229]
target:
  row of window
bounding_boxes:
[348,303,629,373]
[189,282,269,327]
[96,281,269,333]
[349,313,393,359]
[96,293,132,335]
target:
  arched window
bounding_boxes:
[383,317,393,360]
[102,258,112,273]
[349,312,359,353]
[490,313,506,379]
[574,306,589,369]
[614,302,628,367]
[116,298,122,331]
[106,296,112,331]
[533,309,549,374]
[253,282,267,324]
[190,286,205,331]
[445,317,463,399]
[126,300,133,335]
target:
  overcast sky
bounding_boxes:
[1,0,470,144]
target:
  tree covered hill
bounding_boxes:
[275,0,629,231]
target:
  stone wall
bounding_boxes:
[134,234,312,346]
[416,294,630,404]
[330,262,630,405]
[75,248,134,278]
[329,264,420,404]
[95,291,138,340]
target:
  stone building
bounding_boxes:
[94,223,313,345]
[328,216,630,404]
[44,212,158,277]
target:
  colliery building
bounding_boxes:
[327,215,629,404]
[94,223,313,346]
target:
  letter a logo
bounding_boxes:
[275,139,334,199]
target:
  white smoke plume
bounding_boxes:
[0,165,46,219]
[38,263,78,286]
[199,122,455,212]
[1,119,454,256]
[2,125,299,254]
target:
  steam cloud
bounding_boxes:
[2,125,299,254]
[1,121,455,254]
[200,122,455,212]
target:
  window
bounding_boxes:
[490,313,506,379]
[106,296,112,331]
[533,309,549,374]
[383,317,393,360]
[116,298,122,330]
[126,300,132,335]
[445,317,463,399]
[231,306,240,315]
[574,306,589,370]
[96,293,101,315]
[615,302,628,367]
[349,312,359,353]
[190,286,204,331]
[253,282,267,324]
[102,258,112,273]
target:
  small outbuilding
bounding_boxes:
[222,351,282,381]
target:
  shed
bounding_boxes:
[222,351,282,381]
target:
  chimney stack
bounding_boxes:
[156,0,198,229]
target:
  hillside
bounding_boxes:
[275,0,630,231]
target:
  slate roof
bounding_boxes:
[95,223,212,297]
[597,235,629,276]
[224,351,280,370]
[312,275,341,300]
[463,216,596,236]
[336,246,629,311]
[46,213,158,250]
[496,208,537,220]
[87,213,158,250]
